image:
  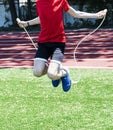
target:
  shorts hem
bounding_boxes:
[34,58,47,62]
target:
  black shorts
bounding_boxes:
[35,42,65,62]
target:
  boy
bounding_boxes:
[17,0,107,92]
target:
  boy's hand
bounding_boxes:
[16,18,28,28]
[97,9,107,19]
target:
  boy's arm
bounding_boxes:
[17,17,40,28]
[67,6,107,19]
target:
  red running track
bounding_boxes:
[0,29,113,69]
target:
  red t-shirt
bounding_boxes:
[36,0,70,43]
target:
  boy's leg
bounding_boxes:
[48,60,71,92]
[47,47,71,92]
[33,58,48,77]
[33,43,50,77]
[47,46,66,79]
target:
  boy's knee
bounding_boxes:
[47,71,58,80]
[33,58,48,77]
[33,69,43,77]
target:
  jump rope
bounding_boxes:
[16,9,107,84]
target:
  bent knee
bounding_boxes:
[47,71,58,80]
[33,69,43,77]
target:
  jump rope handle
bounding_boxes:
[16,18,23,28]
[104,9,107,13]
[16,18,21,24]
[103,9,108,17]
[16,18,25,28]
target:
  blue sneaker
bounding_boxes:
[52,79,61,87]
[61,69,71,92]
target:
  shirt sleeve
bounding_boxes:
[62,0,70,12]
